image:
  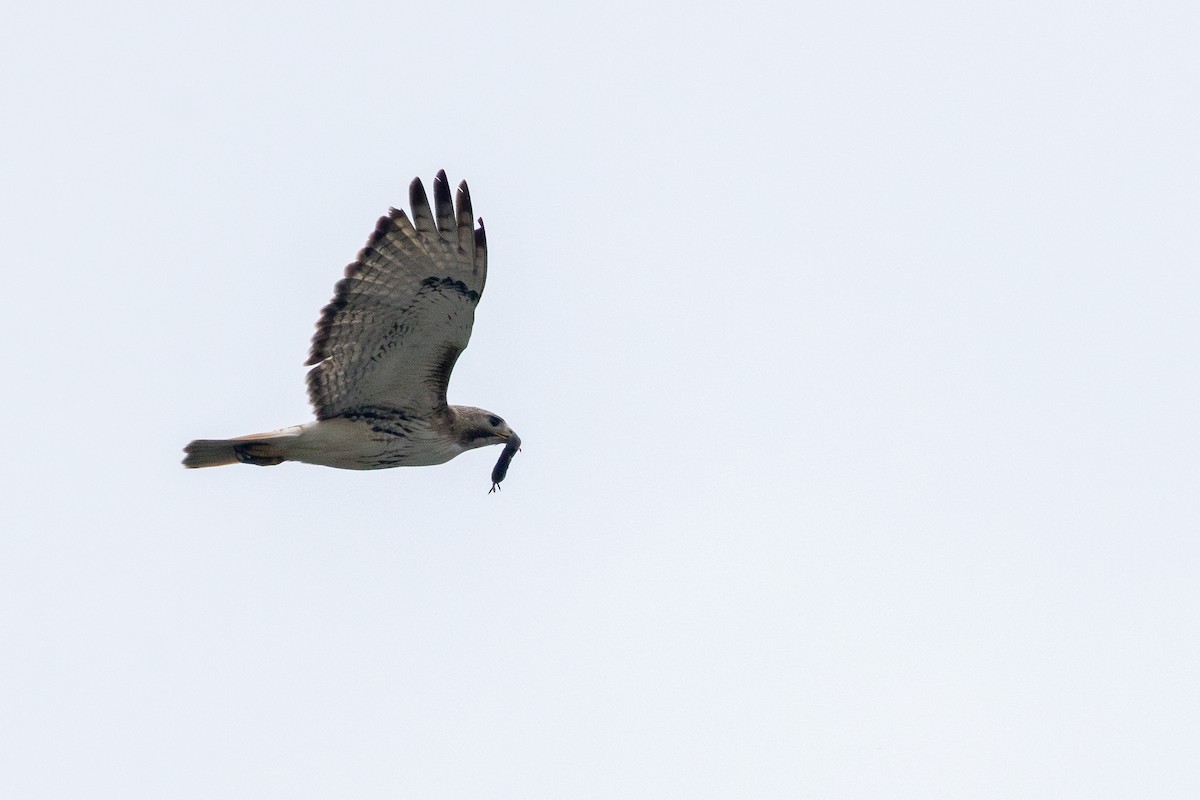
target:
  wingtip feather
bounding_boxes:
[409,176,434,232]
[432,169,455,234]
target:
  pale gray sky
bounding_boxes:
[3,1,1198,797]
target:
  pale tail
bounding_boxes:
[182,432,292,468]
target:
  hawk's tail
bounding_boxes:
[182,431,293,468]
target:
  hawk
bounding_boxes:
[183,171,520,491]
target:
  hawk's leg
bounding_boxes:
[233,443,284,467]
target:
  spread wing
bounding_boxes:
[305,171,488,420]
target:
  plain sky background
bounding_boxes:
[3,1,1198,797]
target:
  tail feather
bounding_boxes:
[182,431,292,468]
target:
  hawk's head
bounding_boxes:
[452,405,517,450]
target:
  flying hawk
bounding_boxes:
[183,171,520,491]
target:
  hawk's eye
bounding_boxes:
[487,415,502,427]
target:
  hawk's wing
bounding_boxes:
[305,171,488,420]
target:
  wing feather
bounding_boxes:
[433,170,457,237]
[305,173,487,420]
[455,180,475,257]
[409,175,437,236]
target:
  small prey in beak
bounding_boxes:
[489,432,522,493]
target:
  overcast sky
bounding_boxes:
[3,1,1198,797]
